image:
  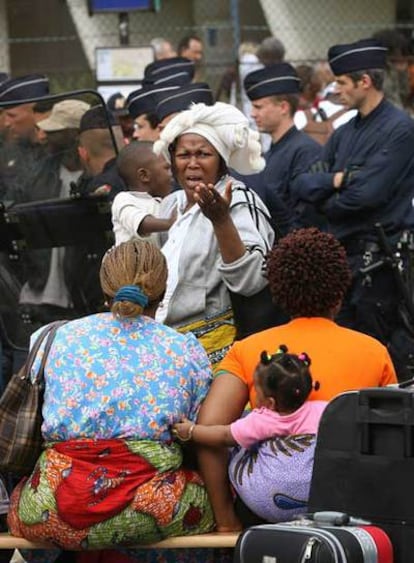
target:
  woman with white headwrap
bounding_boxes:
[153,102,277,535]
[153,101,275,363]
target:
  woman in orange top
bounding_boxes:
[195,227,397,532]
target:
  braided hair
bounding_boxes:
[100,240,167,319]
[257,344,319,412]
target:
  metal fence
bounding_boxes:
[1,0,414,97]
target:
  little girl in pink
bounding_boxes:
[173,344,327,448]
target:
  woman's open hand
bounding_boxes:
[194,180,233,224]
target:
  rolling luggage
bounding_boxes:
[308,383,414,563]
[234,512,393,562]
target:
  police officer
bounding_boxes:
[243,62,322,236]
[292,38,414,376]
[127,56,195,142]
[154,81,214,130]
[144,55,195,86]
[75,104,126,199]
[64,105,126,318]
[0,74,50,203]
[0,75,50,387]
[127,85,177,142]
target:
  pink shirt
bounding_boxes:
[230,401,327,449]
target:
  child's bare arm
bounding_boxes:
[138,209,176,235]
[173,418,237,447]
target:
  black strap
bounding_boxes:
[25,320,68,383]
[231,185,281,246]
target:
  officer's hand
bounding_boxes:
[92,184,112,197]
[333,172,344,189]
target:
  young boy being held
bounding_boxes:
[112,141,175,246]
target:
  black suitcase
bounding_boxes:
[308,383,414,563]
[234,512,393,562]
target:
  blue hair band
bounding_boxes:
[113,285,149,308]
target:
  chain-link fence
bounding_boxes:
[1,0,414,97]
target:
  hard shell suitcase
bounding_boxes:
[234,513,393,563]
[308,384,414,563]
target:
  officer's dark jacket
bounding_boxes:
[74,157,126,201]
[18,153,63,291]
[64,158,126,316]
[292,99,414,242]
[242,126,322,236]
[0,139,48,203]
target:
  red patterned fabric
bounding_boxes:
[54,439,156,529]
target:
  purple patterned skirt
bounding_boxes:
[228,434,316,522]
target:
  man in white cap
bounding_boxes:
[18,98,91,332]
[36,99,91,196]
[292,38,414,377]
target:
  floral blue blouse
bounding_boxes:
[30,313,212,443]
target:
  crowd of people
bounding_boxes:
[0,26,413,563]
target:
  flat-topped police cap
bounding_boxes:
[244,62,301,100]
[79,104,116,133]
[126,85,179,119]
[155,82,214,122]
[144,56,194,87]
[328,38,387,75]
[0,73,49,106]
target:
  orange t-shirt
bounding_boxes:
[218,317,397,407]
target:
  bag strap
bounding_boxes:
[23,320,68,383]
[326,106,349,124]
[231,185,281,247]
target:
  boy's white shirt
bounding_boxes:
[111,190,161,246]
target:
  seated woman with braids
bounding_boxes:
[193,228,397,529]
[8,240,215,551]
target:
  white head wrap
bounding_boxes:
[153,101,265,175]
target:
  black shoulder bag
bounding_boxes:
[229,186,289,340]
[0,319,67,476]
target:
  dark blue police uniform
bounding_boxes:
[242,62,322,236]
[252,126,321,235]
[292,38,414,378]
[292,98,414,243]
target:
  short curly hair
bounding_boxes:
[266,228,351,317]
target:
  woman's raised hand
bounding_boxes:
[194,180,233,223]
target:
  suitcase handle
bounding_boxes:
[359,391,414,456]
[399,377,414,388]
[311,511,372,526]
[312,511,349,525]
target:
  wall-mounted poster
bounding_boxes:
[96,46,154,83]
